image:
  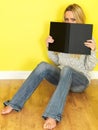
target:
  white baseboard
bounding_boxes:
[0,71,98,79]
[89,71,98,79]
[0,71,31,79]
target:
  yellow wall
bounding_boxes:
[0,0,98,70]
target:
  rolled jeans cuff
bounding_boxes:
[3,100,21,112]
[42,112,62,122]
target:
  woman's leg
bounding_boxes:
[70,71,89,92]
[42,66,89,129]
[2,62,60,112]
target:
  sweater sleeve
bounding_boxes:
[84,50,97,70]
[48,51,59,65]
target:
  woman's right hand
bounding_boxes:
[46,35,54,47]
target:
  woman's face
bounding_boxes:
[64,11,76,23]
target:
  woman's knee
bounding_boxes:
[36,61,51,72]
[38,61,48,67]
[62,66,72,74]
[70,85,87,93]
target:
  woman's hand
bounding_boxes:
[46,36,54,47]
[84,39,96,51]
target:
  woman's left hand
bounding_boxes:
[84,39,96,51]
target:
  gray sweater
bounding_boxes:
[48,50,97,82]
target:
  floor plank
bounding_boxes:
[0,79,98,130]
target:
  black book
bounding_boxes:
[48,22,93,55]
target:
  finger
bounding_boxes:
[86,40,92,43]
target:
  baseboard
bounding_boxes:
[90,71,98,79]
[0,71,98,79]
[0,71,31,79]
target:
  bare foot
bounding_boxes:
[1,106,13,115]
[43,117,57,130]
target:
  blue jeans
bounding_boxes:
[4,61,89,122]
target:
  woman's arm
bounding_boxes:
[46,36,59,65]
[84,39,97,70]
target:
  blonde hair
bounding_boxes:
[64,4,86,24]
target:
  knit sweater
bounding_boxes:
[48,50,97,82]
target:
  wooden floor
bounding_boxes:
[0,79,98,130]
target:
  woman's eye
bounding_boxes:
[64,18,69,21]
[71,18,76,21]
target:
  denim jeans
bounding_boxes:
[4,61,89,122]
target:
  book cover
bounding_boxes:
[48,22,93,55]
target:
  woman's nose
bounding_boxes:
[67,20,73,23]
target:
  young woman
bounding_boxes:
[1,3,97,130]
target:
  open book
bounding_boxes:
[48,22,93,55]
